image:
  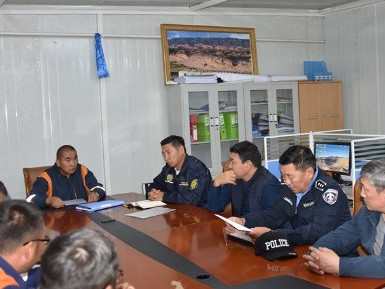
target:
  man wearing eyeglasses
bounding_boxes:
[0,199,49,289]
[40,228,135,289]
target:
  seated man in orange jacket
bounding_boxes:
[28,145,106,208]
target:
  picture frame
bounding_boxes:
[160,24,258,84]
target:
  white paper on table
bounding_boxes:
[214,214,251,232]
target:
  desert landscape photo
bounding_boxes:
[167,30,253,79]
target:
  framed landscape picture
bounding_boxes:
[160,24,258,84]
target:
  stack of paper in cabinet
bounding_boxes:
[128,200,166,209]
[174,74,218,84]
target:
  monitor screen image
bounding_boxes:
[314,142,351,175]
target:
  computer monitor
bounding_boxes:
[314,142,351,177]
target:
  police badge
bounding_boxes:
[322,189,339,205]
[190,179,198,190]
[166,174,174,183]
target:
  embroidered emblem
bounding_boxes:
[166,174,173,183]
[315,179,327,191]
[283,196,293,206]
[322,189,339,205]
[190,179,198,190]
[303,201,315,208]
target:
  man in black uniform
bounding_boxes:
[226,145,351,245]
[148,135,212,207]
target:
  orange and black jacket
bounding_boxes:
[30,163,106,208]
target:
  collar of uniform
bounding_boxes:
[0,256,26,287]
[301,167,319,195]
[239,166,266,188]
[174,154,189,176]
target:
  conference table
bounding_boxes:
[43,193,385,289]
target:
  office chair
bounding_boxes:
[22,166,51,197]
[353,178,364,215]
[142,182,152,199]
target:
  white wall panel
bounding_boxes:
[0,10,323,199]
[324,4,384,134]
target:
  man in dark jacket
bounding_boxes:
[206,141,281,219]
[28,145,105,208]
[148,135,211,207]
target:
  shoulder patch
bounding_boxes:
[315,179,327,191]
[190,179,198,190]
[322,189,339,205]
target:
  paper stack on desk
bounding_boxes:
[127,200,166,209]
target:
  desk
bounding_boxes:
[43,193,385,289]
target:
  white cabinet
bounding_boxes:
[167,82,298,175]
[244,82,299,155]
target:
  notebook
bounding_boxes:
[126,200,166,209]
[125,207,175,219]
[76,200,124,213]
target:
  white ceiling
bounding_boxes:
[0,0,364,11]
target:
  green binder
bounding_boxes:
[197,114,210,142]
[224,112,238,139]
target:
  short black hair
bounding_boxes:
[279,145,316,171]
[0,200,43,253]
[230,141,262,168]
[56,145,77,159]
[160,135,186,152]
[40,229,119,289]
[0,180,8,197]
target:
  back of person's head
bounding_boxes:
[230,141,262,168]
[40,228,119,289]
[0,180,9,201]
[160,135,186,152]
[360,158,385,192]
[56,145,77,159]
[279,145,316,171]
[0,200,43,254]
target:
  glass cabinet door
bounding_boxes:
[217,89,242,165]
[187,91,212,169]
[275,88,295,135]
[248,88,271,138]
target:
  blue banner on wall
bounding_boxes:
[94,33,110,78]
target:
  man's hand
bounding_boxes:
[224,217,245,234]
[148,189,164,201]
[213,170,237,187]
[46,196,65,208]
[88,191,100,202]
[303,246,340,276]
[247,227,271,241]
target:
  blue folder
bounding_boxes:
[76,200,124,213]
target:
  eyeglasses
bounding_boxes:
[23,236,51,246]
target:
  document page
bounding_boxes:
[214,214,251,232]
[125,207,175,219]
[63,199,87,206]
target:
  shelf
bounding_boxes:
[191,141,211,145]
[250,102,268,106]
